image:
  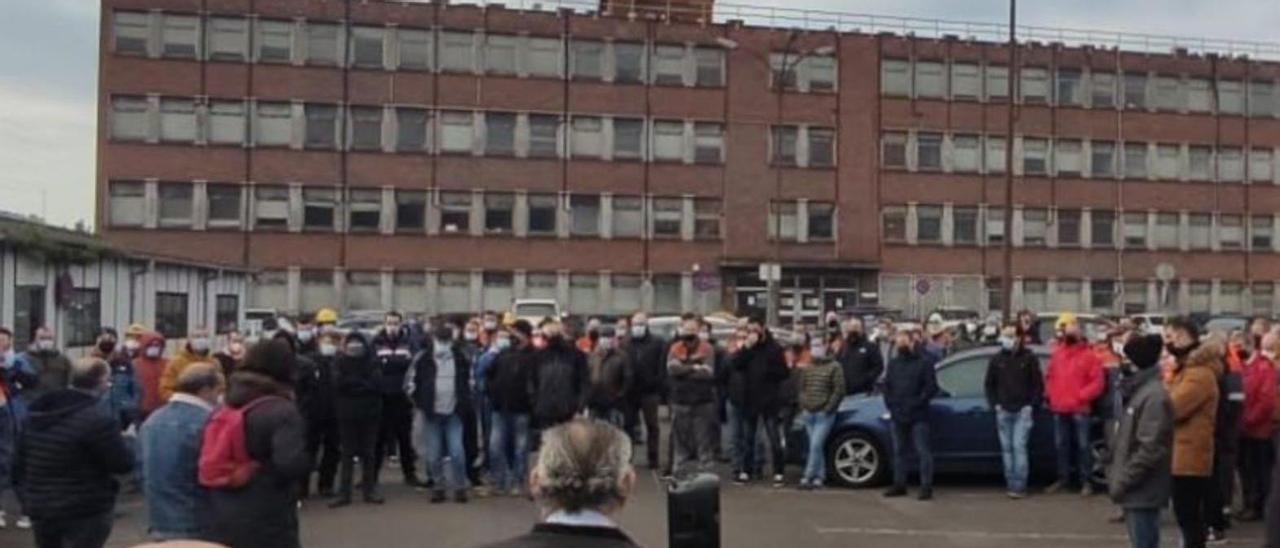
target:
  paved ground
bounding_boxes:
[0,468,1263,548]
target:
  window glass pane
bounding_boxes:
[109,181,146,227]
[1091,141,1116,177]
[254,186,290,229]
[694,48,725,87]
[571,117,603,158]
[1022,138,1047,175]
[484,192,514,234]
[1154,212,1179,249]
[652,121,685,162]
[1091,210,1115,247]
[349,26,385,68]
[304,104,338,149]
[1057,209,1081,246]
[160,98,196,143]
[395,108,428,152]
[155,293,189,339]
[613,118,644,160]
[1124,143,1148,179]
[395,190,426,232]
[257,20,293,63]
[613,43,644,84]
[882,132,907,168]
[485,34,518,74]
[880,59,910,96]
[772,126,797,165]
[1155,144,1180,180]
[208,17,247,61]
[1188,145,1213,181]
[611,196,643,238]
[570,194,600,237]
[347,189,381,232]
[651,198,682,238]
[440,31,475,72]
[161,14,199,59]
[769,202,798,240]
[526,37,561,77]
[917,132,942,170]
[808,202,835,241]
[303,23,339,66]
[1021,208,1047,246]
[694,123,724,164]
[158,183,193,226]
[485,112,516,156]
[1252,215,1274,250]
[528,114,560,158]
[986,136,1007,173]
[439,111,474,153]
[1124,72,1148,109]
[953,134,980,173]
[1055,139,1082,176]
[303,187,336,231]
[111,96,149,141]
[1056,69,1082,106]
[882,206,907,242]
[527,194,558,235]
[1188,213,1212,250]
[986,207,1006,244]
[208,101,245,145]
[397,28,431,70]
[255,102,293,146]
[1123,212,1148,248]
[439,191,472,234]
[1251,80,1276,117]
[1219,147,1244,182]
[808,128,834,168]
[572,40,604,80]
[1219,80,1244,114]
[986,65,1009,100]
[915,61,945,98]
[951,63,980,100]
[694,199,721,239]
[1220,214,1244,249]
[350,107,383,151]
[953,206,978,245]
[114,11,150,55]
[206,184,242,226]
[1020,67,1049,103]
[917,205,942,243]
[652,45,687,86]
[1251,148,1274,182]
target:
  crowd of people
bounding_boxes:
[5,304,1280,548]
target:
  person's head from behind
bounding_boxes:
[530,418,636,518]
[71,357,111,396]
[1123,334,1165,371]
[175,362,222,405]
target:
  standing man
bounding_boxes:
[1044,313,1105,495]
[882,329,940,500]
[159,327,216,402]
[1164,320,1220,548]
[587,326,632,426]
[330,332,384,508]
[796,335,845,490]
[408,326,473,504]
[297,327,341,499]
[620,312,666,470]
[1106,334,1173,548]
[140,363,220,541]
[729,316,789,486]
[984,324,1044,498]
[0,327,33,531]
[16,358,133,548]
[666,314,717,479]
[92,328,138,430]
[1240,332,1278,521]
[529,319,590,430]
[21,327,72,403]
[486,321,535,497]
[836,317,884,397]
[132,331,168,423]
[371,311,421,487]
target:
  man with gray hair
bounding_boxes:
[481,418,639,548]
[141,362,221,540]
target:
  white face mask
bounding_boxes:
[319,342,338,357]
[35,339,55,351]
[124,339,141,352]
[494,337,511,351]
[297,329,315,343]
[630,325,647,339]
[597,337,616,351]
[464,330,478,341]
[190,338,211,354]
[809,343,827,360]
[145,346,162,358]
[483,320,497,330]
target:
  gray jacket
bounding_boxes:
[1105,366,1173,509]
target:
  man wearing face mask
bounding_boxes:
[371,311,422,487]
[1163,319,1221,548]
[729,316,790,486]
[92,328,140,430]
[1238,332,1277,522]
[983,324,1044,498]
[406,326,473,503]
[1044,312,1105,496]
[20,327,73,403]
[486,321,535,497]
[619,312,667,469]
[667,315,718,480]
[331,332,384,507]
[883,329,940,500]
[577,318,603,354]
[587,326,632,427]
[133,331,169,422]
[836,317,885,397]
[480,312,500,346]
[296,327,340,499]
[212,330,247,380]
[471,322,507,495]
[530,319,591,430]
[159,327,219,403]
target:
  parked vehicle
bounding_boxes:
[1202,315,1249,335]
[787,345,1106,488]
[511,299,561,325]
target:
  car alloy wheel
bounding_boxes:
[829,431,884,487]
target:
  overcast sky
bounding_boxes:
[0,0,1275,228]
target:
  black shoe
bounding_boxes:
[917,488,933,501]
[363,492,385,505]
[430,490,447,504]
[453,490,469,504]
[328,497,352,509]
[883,487,907,498]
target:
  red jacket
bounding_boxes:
[1045,340,1104,414]
[1242,355,1277,440]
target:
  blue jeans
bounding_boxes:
[1053,412,1092,485]
[421,411,468,492]
[1124,507,1160,548]
[488,411,530,492]
[801,411,835,484]
[890,420,932,489]
[996,406,1033,493]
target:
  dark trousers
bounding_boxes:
[375,394,417,481]
[671,402,718,479]
[890,420,933,490]
[1207,448,1235,530]
[625,393,662,467]
[303,413,340,495]
[741,409,784,477]
[33,511,113,548]
[1264,432,1280,547]
[1173,475,1210,548]
[337,412,381,498]
[1244,437,1277,514]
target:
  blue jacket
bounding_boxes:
[474,347,501,397]
[1,353,36,424]
[884,349,940,424]
[140,395,213,539]
[104,353,140,424]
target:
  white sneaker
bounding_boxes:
[0,510,7,529]
[16,515,31,529]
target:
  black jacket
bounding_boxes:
[15,389,133,520]
[667,339,717,406]
[408,343,473,416]
[983,347,1044,411]
[729,334,790,414]
[588,347,633,410]
[720,349,750,408]
[624,333,668,397]
[883,349,940,424]
[208,371,310,548]
[487,346,535,414]
[1215,367,1243,454]
[480,523,639,548]
[837,335,885,395]
[371,327,415,396]
[530,339,590,424]
[334,333,383,420]
[296,351,336,423]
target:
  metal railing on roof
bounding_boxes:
[390,0,1280,61]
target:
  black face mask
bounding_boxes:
[345,344,366,358]
[896,344,914,356]
[847,331,863,342]
[1166,342,1194,359]
[1063,334,1080,345]
[98,341,116,354]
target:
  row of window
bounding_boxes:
[882,131,1280,184]
[107,180,740,240]
[881,58,1280,118]
[882,203,1280,252]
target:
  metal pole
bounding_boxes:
[767,32,800,328]
[1000,0,1016,320]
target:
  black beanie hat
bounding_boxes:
[1123,334,1164,370]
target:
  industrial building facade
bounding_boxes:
[96,0,1280,321]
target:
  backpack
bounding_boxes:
[198,395,284,488]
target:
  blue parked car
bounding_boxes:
[786,345,1107,488]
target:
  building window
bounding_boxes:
[613,42,645,84]
[771,126,798,166]
[1219,147,1244,182]
[985,65,1009,100]
[1155,144,1180,181]
[484,34,518,75]
[481,272,515,312]
[1022,208,1048,247]
[524,37,561,77]
[986,136,1007,173]
[1022,138,1048,175]
[570,194,600,237]
[348,189,381,232]
[254,186,290,230]
[652,121,686,162]
[392,272,427,313]
[951,63,981,100]
[484,192,514,234]
[570,117,604,159]
[571,40,604,80]
[113,11,150,55]
[1055,140,1083,176]
[1221,282,1245,315]
[1124,143,1148,179]
[206,184,242,228]
[1057,209,1081,247]
[917,205,942,243]
[953,206,979,245]
[611,196,643,238]
[1153,76,1181,111]
[304,104,339,149]
[808,128,835,168]
[652,45,688,86]
[1253,283,1275,316]
[527,194,558,236]
[611,275,643,315]
[803,56,836,92]
[1220,214,1244,250]
[1020,67,1049,103]
[1189,145,1213,181]
[395,190,426,232]
[1187,281,1212,314]
[1186,78,1213,112]
[1091,210,1115,248]
[769,202,798,241]
[300,270,336,313]
[1091,280,1116,311]
[157,183,193,228]
[882,206,907,242]
[808,202,835,241]
[881,132,907,168]
[694,123,725,164]
[568,273,599,313]
[397,28,432,70]
[485,112,516,156]
[694,199,721,239]
[1251,148,1274,182]
[917,132,943,171]
[609,116,642,158]
[1251,80,1276,117]
[985,207,1005,245]
[303,187,336,231]
[439,111,474,154]
[207,17,247,62]
[208,100,245,145]
[952,134,981,173]
[1253,215,1274,250]
[110,96,149,141]
[1219,80,1245,114]
[1089,71,1116,109]
[1023,279,1048,312]
[1188,213,1212,250]
[651,198,683,238]
[1056,280,1083,311]
[254,102,293,146]
[439,191,472,234]
[256,20,293,63]
[159,98,197,143]
[108,181,146,227]
[349,26,385,69]
[350,107,384,151]
[160,14,199,59]
[395,108,429,152]
[440,31,476,72]
[1056,69,1083,106]
[692,47,724,87]
[1123,72,1148,109]
[528,115,560,158]
[1121,282,1148,314]
[155,293,189,339]
[880,59,910,96]
[1154,213,1179,249]
[306,23,340,65]
[915,61,946,98]
[215,295,238,334]
[1123,212,1148,248]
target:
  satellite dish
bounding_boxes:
[1155,262,1176,282]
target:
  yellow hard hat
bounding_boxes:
[1055,311,1078,329]
[315,307,339,324]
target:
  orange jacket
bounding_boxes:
[132,331,168,417]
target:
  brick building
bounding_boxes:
[96,0,1280,322]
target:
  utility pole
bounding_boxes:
[1000,0,1017,320]
[767,32,799,328]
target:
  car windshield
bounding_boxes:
[515,303,557,319]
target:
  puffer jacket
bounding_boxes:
[1107,365,1174,509]
[1242,354,1277,440]
[797,357,846,413]
[883,348,939,424]
[1166,342,1222,477]
[1045,340,1105,415]
[529,338,590,425]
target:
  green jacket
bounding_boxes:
[797,358,846,413]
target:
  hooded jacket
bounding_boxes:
[22,346,73,403]
[15,389,133,519]
[1166,341,1222,477]
[133,331,169,418]
[333,333,383,420]
[529,337,590,424]
[729,332,790,414]
[1242,354,1277,440]
[159,344,221,402]
[1045,339,1105,414]
[1106,365,1173,509]
[486,345,536,414]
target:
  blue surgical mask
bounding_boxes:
[999,337,1017,351]
[494,337,511,350]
